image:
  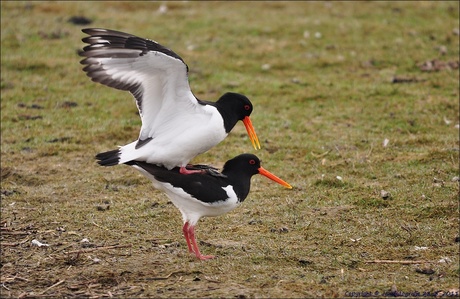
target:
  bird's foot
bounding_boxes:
[179,166,205,175]
[183,222,216,261]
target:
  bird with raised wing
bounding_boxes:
[122,153,292,260]
[80,28,260,174]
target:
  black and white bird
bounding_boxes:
[123,153,292,260]
[80,28,261,174]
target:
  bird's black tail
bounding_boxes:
[95,149,121,166]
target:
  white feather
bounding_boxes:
[82,32,228,169]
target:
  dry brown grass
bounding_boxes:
[1,1,459,298]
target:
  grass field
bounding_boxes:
[1,1,459,298]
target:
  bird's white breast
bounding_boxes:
[119,105,227,169]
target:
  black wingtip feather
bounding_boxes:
[95,149,121,166]
[80,28,187,68]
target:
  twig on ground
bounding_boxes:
[144,271,202,281]
[0,231,30,235]
[91,221,110,231]
[1,275,30,283]
[149,271,185,280]
[311,149,331,158]
[1,283,11,291]
[40,279,65,295]
[365,260,432,264]
[1,242,20,246]
[66,244,132,254]
[1,237,30,247]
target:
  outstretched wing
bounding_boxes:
[80,28,200,145]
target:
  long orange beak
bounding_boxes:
[243,116,261,150]
[258,167,292,189]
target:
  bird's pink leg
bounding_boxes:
[179,166,205,175]
[182,222,194,253]
[183,222,215,260]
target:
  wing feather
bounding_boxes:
[80,28,200,142]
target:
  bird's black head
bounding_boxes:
[218,92,253,119]
[221,153,291,201]
[222,153,261,177]
[215,92,254,133]
[221,153,261,201]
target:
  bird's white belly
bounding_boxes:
[163,184,240,226]
[119,109,227,169]
[147,121,227,169]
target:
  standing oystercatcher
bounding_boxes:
[80,28,261,174]
[122,153,292,260]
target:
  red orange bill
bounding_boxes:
[258,167,292,189]
[243,116,261,150]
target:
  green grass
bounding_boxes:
[1,1,459,298]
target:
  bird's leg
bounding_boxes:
[179,166,205,175]
[180,165,227,177]
[184,222,215,260]
[182,222,194,254]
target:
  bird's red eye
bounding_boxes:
[244,105,250,111]
[249,159,256,165]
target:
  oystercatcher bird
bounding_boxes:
[122,153,292,260]
[80,28,261,174]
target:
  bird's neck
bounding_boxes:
[214,101,240,133]
[221,171,252,202]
